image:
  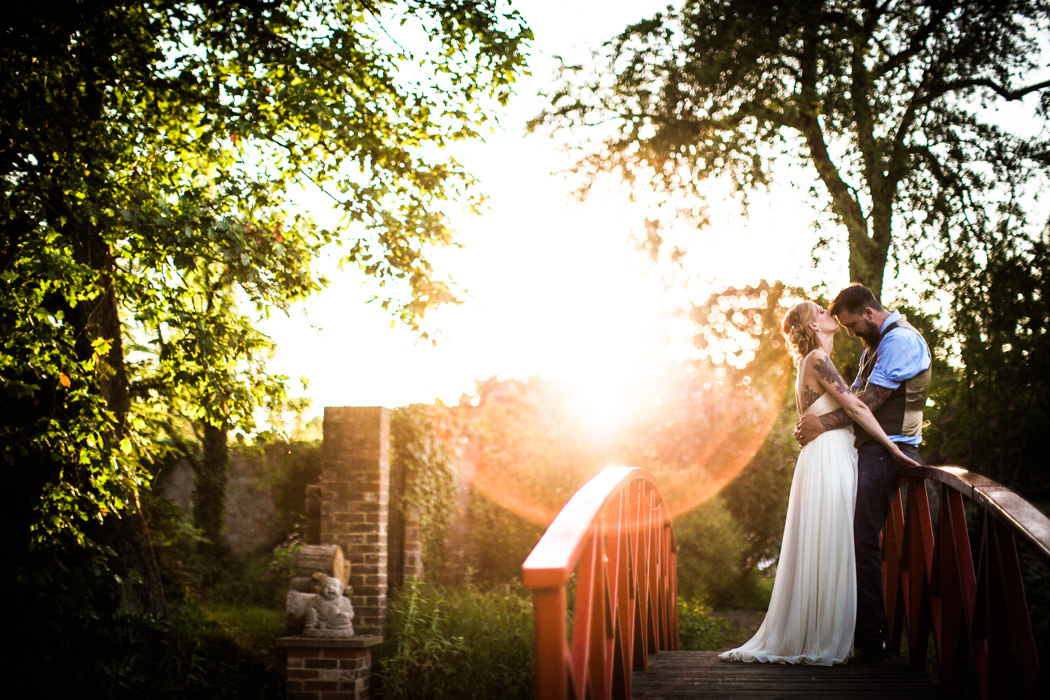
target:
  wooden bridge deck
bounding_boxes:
[631,651,941,699]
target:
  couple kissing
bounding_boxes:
[720,283,931,666]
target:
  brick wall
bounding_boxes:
[154,451,281,553]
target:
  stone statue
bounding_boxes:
[286,572,355,638]
[303,572,355,637]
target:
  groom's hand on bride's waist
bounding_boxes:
[794,414,825,446]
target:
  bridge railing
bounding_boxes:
[521,466,678,700]
[886,465,1050,698]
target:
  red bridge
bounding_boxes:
[522,465,1050,699]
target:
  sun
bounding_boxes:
[561,363,647,441]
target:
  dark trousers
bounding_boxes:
[853,443,907,653]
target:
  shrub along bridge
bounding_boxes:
[522,465,1050,699]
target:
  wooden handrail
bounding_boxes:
[886,465,1050,698]
[522,466,678,700]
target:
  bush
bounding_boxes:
[465,489,545,586]
[144,489,210,600]
[392,405,459,584]
[178,534,301,610]
[375,581,534,699]
[677,598,732,650]
[721,566,775,610]
[18,600,283,699]
[673,496,750,604]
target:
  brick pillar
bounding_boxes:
[276,635,382,700]
[321,407,389,635]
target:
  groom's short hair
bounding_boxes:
[830,283,885,317]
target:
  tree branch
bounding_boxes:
[874,0,953,80]
[933,76,1050,102]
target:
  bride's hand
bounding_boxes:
[890,445,921,467]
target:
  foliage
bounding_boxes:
[2,0,531,613]
[188,535,302,609]
[926,230,1050,494]
[144,488,211,600]
[214,536,303,608]
[15,598,282,699]
[145,442,310,605]
[465,486,545,586]
[457,376,609,523]
[717,397,797,571]
[674,497,750,603]
[727,567,777,610]
[662,283,799,587]
[532,0,1050,297]
[677,599,733,650]
[392,404,459,583]
[454,294,795,587]
[375,581,534,700]
[527,0,1050,501]
[452,366,784,588]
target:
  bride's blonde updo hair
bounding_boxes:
[782,301,821,364]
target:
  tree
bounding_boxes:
[1,0,530,617]
[926,225,1050,493]
[532,0,1050,296]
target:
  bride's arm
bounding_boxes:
[809,352,920,466]
[797,380,896,444]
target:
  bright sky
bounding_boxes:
[262,1,828,422]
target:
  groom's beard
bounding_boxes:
[859,330,880,350]
[857,322,882,350]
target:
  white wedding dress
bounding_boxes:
[719,351,858,665]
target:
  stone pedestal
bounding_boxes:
[276,635,382,700]
[321,407,389,634]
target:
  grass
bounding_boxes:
[200,602,286,669]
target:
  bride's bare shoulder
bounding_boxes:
[800,349,832,379]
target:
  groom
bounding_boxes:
[795,283,932,662]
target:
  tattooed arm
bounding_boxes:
[797,352,918,466]
[797,380,895,443]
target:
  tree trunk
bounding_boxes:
[847,228,888,297]
[101,507,169,616]
[194,422,229,547]
[71,219,167,616]
[852,183,895,297]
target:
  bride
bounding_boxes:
[719,301,919,665]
